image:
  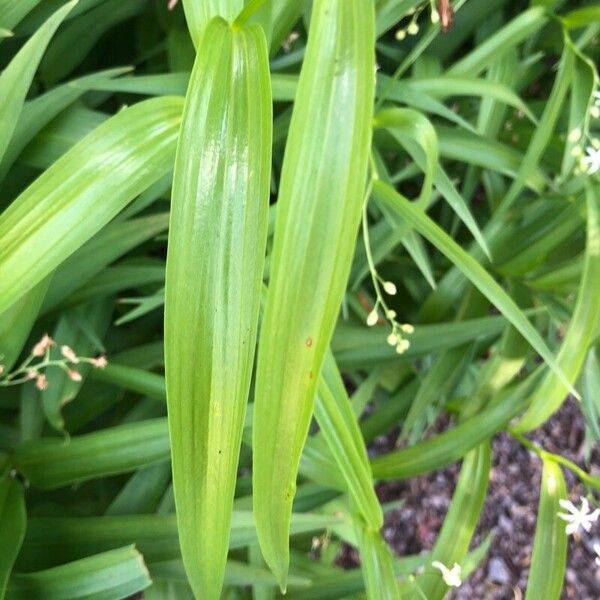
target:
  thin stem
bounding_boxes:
[511,431,600,491]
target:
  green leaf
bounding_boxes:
[14,419,171,489]
[40,0,146,84]
[561,5,600,29]
[0,0,76,165]
[0,96,183,315]
[0,476,26,598]
[410,443,491,600]
[0,0,43,30]
[371,375,536,480]
[524,460,567,600]
[372,180,577,399]
[448,7,548,76]
[252,0,375,588]
[181,0,244,46]
[20,512,340,570]
[0,278,51,371]
[516,181,600,430]
[313,352,382,530]
[354,521,400,600]
[7,546,151,600]
[164,17,271,599]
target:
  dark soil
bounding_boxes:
[350,398,600,599]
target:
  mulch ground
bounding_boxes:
[343,398,600,599]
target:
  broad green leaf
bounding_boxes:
[0,476,26,598]
[14,419,171,489]
[0,96,183,315]
[7,546,151,600]
[0,1,76,165]
[524,460,567,600]
[164,17,271,599]
[372,180,577,398]
[252,0,375,588]
[517,181,600,431]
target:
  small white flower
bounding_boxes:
[32,334,54,357]
[431,9,440,24]
[401,323,415,334]
[386,309,397,319]
[594,542,600,566]
[432,561,462,587]
[557,497,600,535]
[387,333,398,346]
[67,369,82,382]
[395,29,407,41]
[583,146,600,174]
[382,281,397,295]
[366,309,379,327]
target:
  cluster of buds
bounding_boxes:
[395,1,446,40]
[0,334,108,392]
[365,277,414,355]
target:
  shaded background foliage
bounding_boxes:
[0,0,599,599]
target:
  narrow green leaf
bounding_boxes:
[372,180,577,399]
[14,419,170,489]
[371,375,536,480]
[524,460,568,600]
[448,8,548,76]
[0,0,42,30]
[313,352,382,530]
[0,278,51,371]
[0,0,76,164]
[40,0,146,84]
[0,476,26,598]
[0,96,183,315]
[561,5,600,29]
[7,546,151,600]
[164,17,271,599]
[411,443,491,600]
[252,0,375,588]
[20,512,340,570]
[354,522,400,600]
[517,181,600,431]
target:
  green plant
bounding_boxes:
[0,0,599,599]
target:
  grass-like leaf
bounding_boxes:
[524,460,567,599]
[0,476,26,598]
